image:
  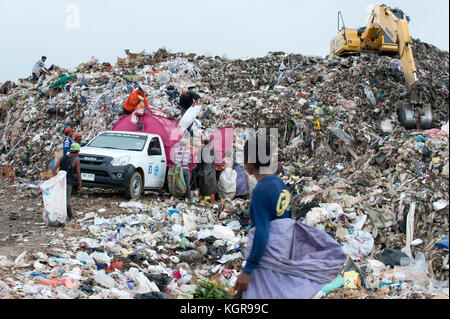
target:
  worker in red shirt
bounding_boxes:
[122,87,150,114]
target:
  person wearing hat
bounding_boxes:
[74,132,82,144]
[31,56,52,84]
[173,137,192,199]
[63,127,74,156]
[52,143,82,222]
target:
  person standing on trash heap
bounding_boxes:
[52,143,82,222]
[178,88,200,114]
[122,87,150,115]
[198,136,218,203]
[74,132,82,145]
[0,81,11,94]
[31,56,52,83]
[173,137,192,199]
[234,134,346,299]
[63,127,74,156]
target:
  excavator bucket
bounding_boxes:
[398,102,432,130]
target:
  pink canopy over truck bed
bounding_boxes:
[112,112,234,168]
[210,126,234,170]
[112,112,183,167]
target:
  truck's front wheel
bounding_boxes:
[126,171,143,199]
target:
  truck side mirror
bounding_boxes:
[81,141,88,147]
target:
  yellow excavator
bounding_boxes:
[330,4,433,130]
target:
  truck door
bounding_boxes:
[145,136,167,188]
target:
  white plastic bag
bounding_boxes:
[341,230,374,260]
[364,86,376,106]
[126,267,159,294]
[212,225,236,242]
[91,252,111,267]
[94,270,116,289]
[40,171,67,225]
[76,252,95,266]
[218,167,237,200]
[179,105,201,131]
[183,212,198,232]
[245,172,258,199]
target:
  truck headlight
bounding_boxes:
[111,156,131,166]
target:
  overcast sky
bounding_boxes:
[0,0,448,81]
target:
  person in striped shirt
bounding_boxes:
[31,56,52,83]
[173,137,192,199]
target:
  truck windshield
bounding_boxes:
[87,132,148,151]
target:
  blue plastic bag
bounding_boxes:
[435,235,449,249]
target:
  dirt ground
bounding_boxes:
[0,181,161,265]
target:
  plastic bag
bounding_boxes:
[218,167,237,200]
[167,163,186,197]
[91,252,111,267]
[327,126,352,145]
[341,230,374,260]
[179,105,201,131]
[94,270,116,288]
[381,119,393,133]
[126,267,159,294]
[76,251,95,266]
[245,171,258,199]
[364,86,376,106]
[212,225,236,242]
[40,171,67,225]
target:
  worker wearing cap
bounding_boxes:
[74,132,82,145]
[52,143,82,222]
[123,87,150,114]
[63,127,74,156]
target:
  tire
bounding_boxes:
[125,171,143,199]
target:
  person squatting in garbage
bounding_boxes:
[179,88,201,114]
[63,127,74,156]
[173,136,192,199]
[31,56,53,84]
[234,134,347,299]
[123,87,150,115]
[123,87,150,130]
[52,143,82,222]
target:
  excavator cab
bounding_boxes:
[330,12,361,56]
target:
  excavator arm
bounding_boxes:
[331,5,433,130]
[361,6,417,92]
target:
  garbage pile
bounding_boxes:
[0,195,248,299]
[0,39,448,299]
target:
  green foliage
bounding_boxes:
[322,106,336,118]
[193,280,233,299]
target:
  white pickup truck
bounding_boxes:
[78,131,168,199]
